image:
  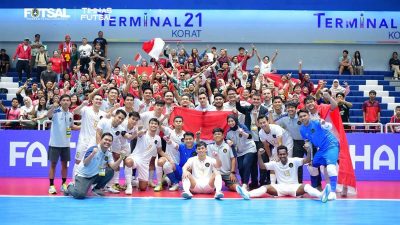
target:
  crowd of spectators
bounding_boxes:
[0,32,399,133]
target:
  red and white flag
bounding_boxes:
[142,38,165,60]
[134,53,142,63]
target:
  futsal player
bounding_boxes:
[125,118,173,191]
[72,94,107,181]
[236,145,330,202]
[298,109,339,200]
[181,141,224,200]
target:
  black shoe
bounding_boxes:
[92,188,105,196]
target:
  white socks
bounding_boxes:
[124,167,132,185]
[270,173,277,184]
[214,174,222,193]
[156,165,163,185]
[112,171,120,184]
[304,184,322,198]
[182,178,191,193]
[249,185,267,198]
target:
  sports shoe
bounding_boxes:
[60,183,68,192]
[321,184,331,203]
[125,184,133,195]
[131,178,139,187]
[154,183,163,192]
[168,183,180,191]
[242,183,248,191]
[328,191,337,201]
[92,188,105,196]
[214,191,224,200]
[182,192,193,199]
[48,185,57,194]
[162,175,171,187]
[236,185,250,200]
[106,185,120,193]
[63,183,74,196]
[113,183,125,191]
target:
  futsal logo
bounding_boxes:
[24,8,71,21]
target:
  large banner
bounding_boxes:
[0,130,399,180]
[1,9,400,44]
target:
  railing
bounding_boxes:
[342,122,384,133]
[0,119,41,130]
[384,123,400,133]
[0,119,81,130]
[41,119,81,130]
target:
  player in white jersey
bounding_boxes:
[236,145,330,203]
[72,94,107,180]
[139,100,169,187]
[257,115,294,184]
[154,115,185,192]
[125,118,172,191]
[181,141,224,200]
[96,109,129,193]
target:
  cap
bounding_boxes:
[254,65,260,69]
[65,34,71,39]
[217,68,224,72]
[24,38,30,41]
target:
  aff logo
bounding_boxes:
[24,8,71,20]
[10,141,76,167]
[350,144,400,170]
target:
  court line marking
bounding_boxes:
[0,195,399,201]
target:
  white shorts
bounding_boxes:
[191,177,214,194]
[271,183,301,197]
[111,144,130,154]
[127,155,149,182]
[75,137,96,160]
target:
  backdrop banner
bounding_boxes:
[0,130,398,180]
[1,9,399,44]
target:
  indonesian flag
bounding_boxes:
[169,107,232,140]
[319,105,357,195]
[134,53,142,63]
[142,38,165,60]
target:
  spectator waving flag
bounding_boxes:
[142,38,165,60]
[134,53,142,63]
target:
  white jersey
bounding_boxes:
[131,132,162,164]
[259,124,294,156]
[264,158,303,184]
[139,111,168,134]
[163,127,185,164]
[121,120,138,145]
[97,118,126,151]
[185,156,218,179]
[260,61,272,74]
[78,106,107,145]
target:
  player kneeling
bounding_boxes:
[181,141,224,200]
[236,145,330,203]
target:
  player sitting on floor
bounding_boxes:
[236,145,330,203]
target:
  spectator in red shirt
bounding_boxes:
[49,51,64,82]
[298,60,314,94]
[0,98,21,129]
[389,106,400,133]
[58,35,73,71]
[236,46,254,71]
[362,90,381,123]
[13,38,31,83]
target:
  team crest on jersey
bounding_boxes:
[104,156,108,161]
[69,117,72,122]
[223,148,227,153]
[205,162,210,167]
[154,140,158,144]
[289,163,293,168]
[272,134,276,138]
[311,129,315,133]
[239,134,242,138]
[192,152,197,156]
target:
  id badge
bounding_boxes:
[251,124,258,131]
[66,127,71,138]
[99,168,106,176]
